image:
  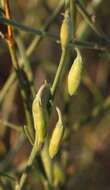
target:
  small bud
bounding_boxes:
[32,82,50,149]
[49,107,64,159]
[68,48,83,96]
[60,10,73,49]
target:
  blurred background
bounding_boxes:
[0,0,110,189]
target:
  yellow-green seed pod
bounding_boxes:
[41,139,53,184]
[49,107,64,159]
[32,83,50,149]
[53,161,65,187]
[60,10,73,49]
[68,48,83,96]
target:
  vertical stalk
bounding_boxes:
[15,137,38,190]
[70,0,76,38]
[3,0,34,142]
[51,48,68,96]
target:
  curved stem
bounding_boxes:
[51,48,68,96]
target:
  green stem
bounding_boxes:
[70,0,76,38]
[15,137,38,190]
[0,172,16,181]
[51,48,68,96]
[0,17,57,40]
[0,71,17,105]
[73,39,109,51]
[16,35,35,97]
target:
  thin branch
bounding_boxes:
[0,119,22,132]
[0,16,58,40]
[26,0,64,56]
[70,0,77,38]
[3,0,35,143]
[51,48,68,96]
[0,71,17,105]
[0,15,110,51]
[15,137,39,190]
[75,0,110,43]
[0,172,16,181]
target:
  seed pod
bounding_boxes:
[68,48,83,96]
[53,161,65,187]
[32,82,50,149]
[41,140,53,183]
[49,107,64,159]
[60,9,73,49]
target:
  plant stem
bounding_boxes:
[16,34,35,97]
[0,71,17,105]
[8,43,34,141]
[0,119,22,132]
[75,0,110,43]
[76,0,102,40]
[70,0,76,38]
[26,0,64,56]
[0,16,58,40]
[3,0,34,142]
[0,172,16,181]
[51,48,68,96]
[15,137,39,190]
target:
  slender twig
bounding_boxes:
[0,119,22,132]
[0,12,110,46]
[73,39,109,51]
[75,0,110,43]
[70,0,77,38]
[26,0,64,56]
[0,15,110,50]
[76,0,102,40]
[16,34,35,97]
[0,72,17,104]
[3,0,34,142]
[15,137,39,190]
[7,44,35,140]
[0,16,58,40]
[51,48,68,96]
[0,172,16,181]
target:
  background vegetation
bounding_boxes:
[0,0,110,189]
